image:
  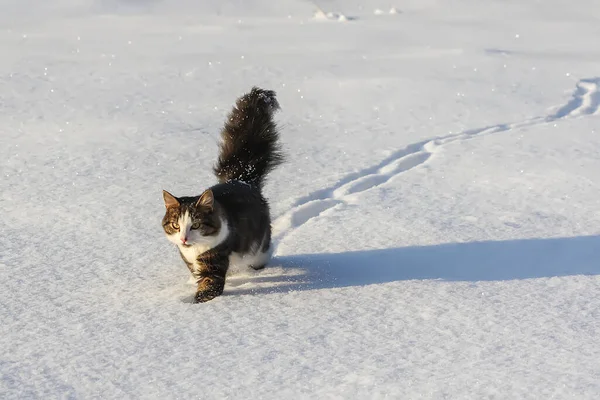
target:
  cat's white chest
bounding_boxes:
[180,244,214,284]
[178,243,212,265]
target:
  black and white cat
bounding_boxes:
[162,87,284,303]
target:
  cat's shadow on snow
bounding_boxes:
[224,235,600,297]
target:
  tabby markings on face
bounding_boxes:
[164,209,229,268]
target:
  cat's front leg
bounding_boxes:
[192,252,228,303]
[194,276,225,303]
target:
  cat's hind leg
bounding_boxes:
[229,242,271,272]
[249,247,271,270]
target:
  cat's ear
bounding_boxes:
[163,190,179,209]
[196,189,214,210]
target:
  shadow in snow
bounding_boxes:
[224,235,600,296]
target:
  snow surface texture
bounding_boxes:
[2,0,600,398]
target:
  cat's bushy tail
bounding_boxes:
[213,87,284,189]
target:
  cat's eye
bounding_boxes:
[171,222,180,230]
[191,222,200,230]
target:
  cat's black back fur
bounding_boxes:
[210,181,271,254]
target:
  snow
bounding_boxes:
[2,0,600,398]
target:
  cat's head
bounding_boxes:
[161,189,223,247]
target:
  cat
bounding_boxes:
[161,87,284,303]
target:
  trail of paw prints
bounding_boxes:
[273,77,600,245]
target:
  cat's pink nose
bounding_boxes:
[180,237,187,244]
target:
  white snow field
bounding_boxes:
[2,0,600,398]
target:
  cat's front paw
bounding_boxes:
[193,276,225,303]
[193,290,219,303]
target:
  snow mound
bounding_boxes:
[313,8,352,22]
